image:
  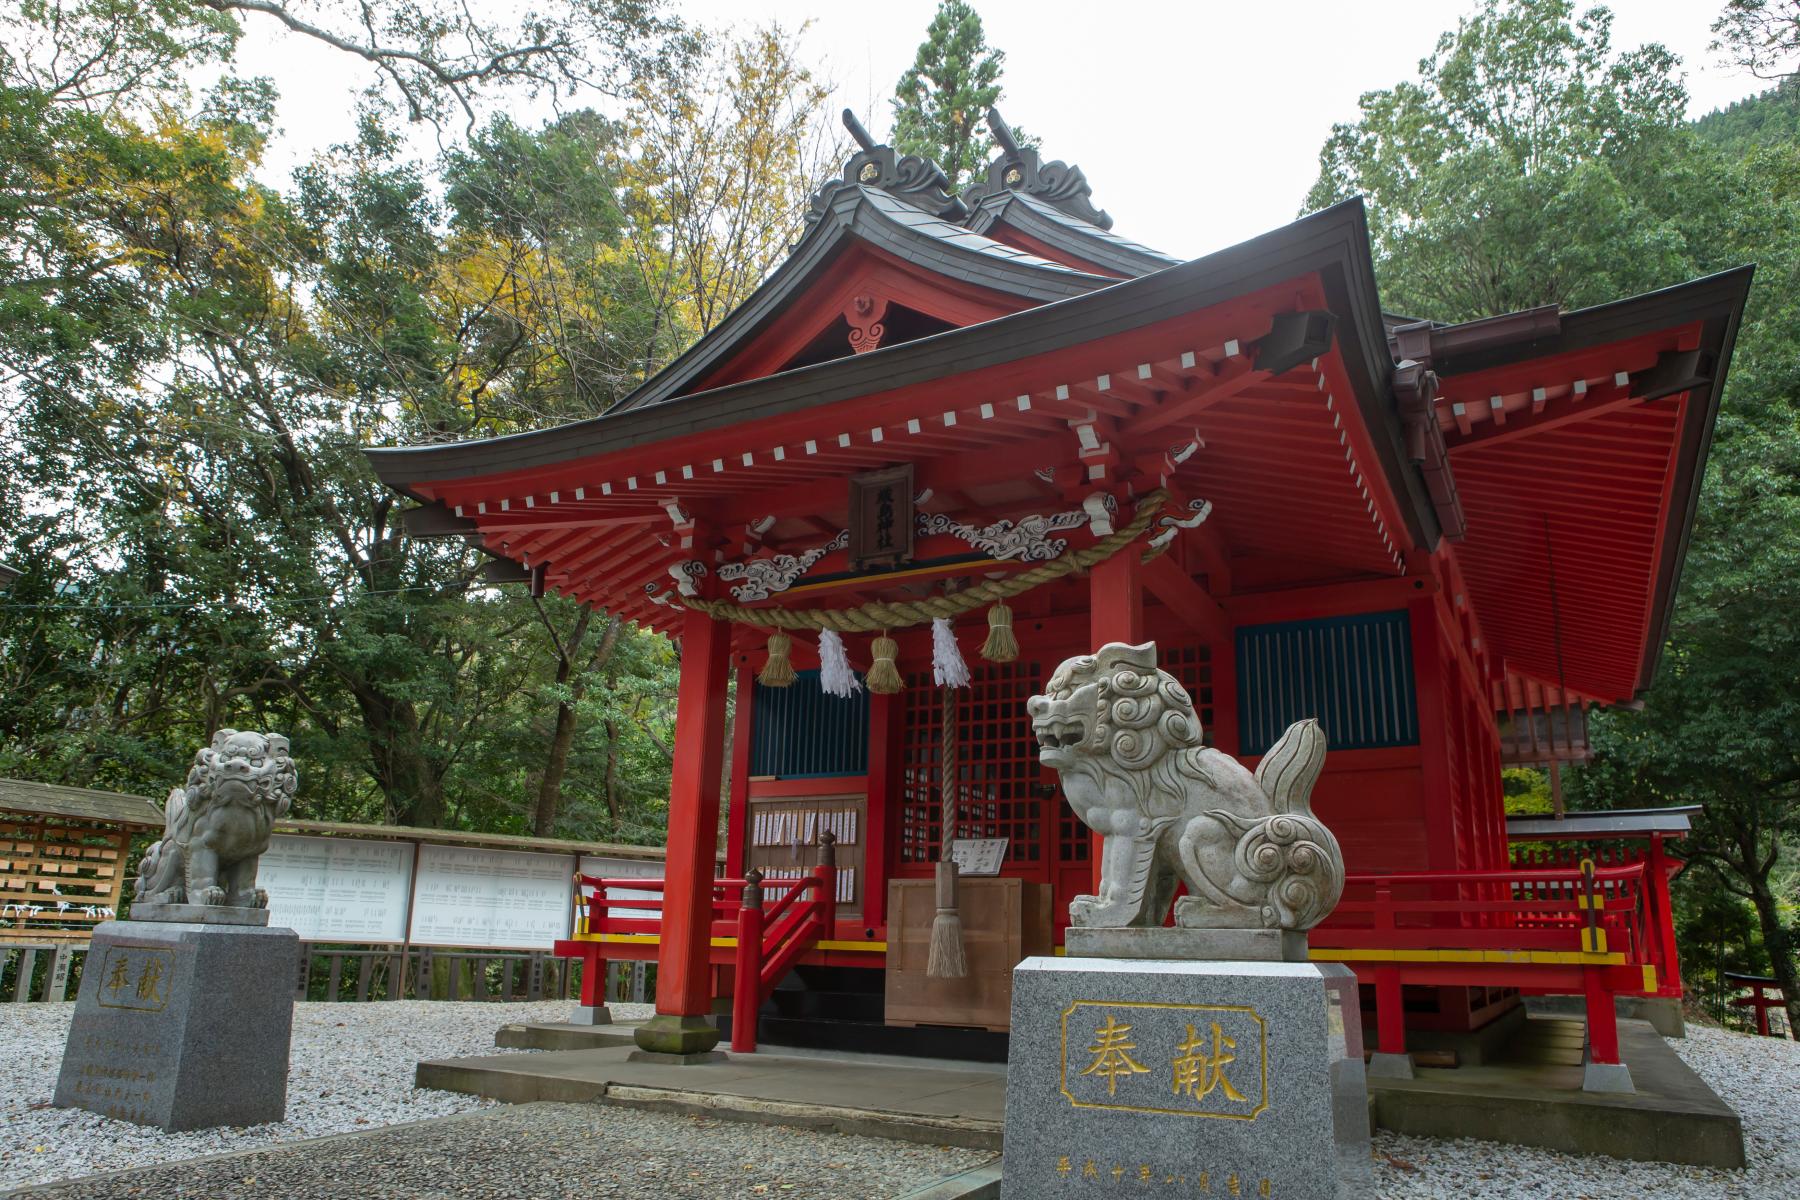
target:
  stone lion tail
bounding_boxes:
[1255,718,1327,817]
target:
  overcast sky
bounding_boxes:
[228,1,1765,261]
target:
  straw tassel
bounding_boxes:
[817,629,862,698]
[926,687,969,978]
[866,632,904,694]
[980,600,1019,663]
[758,631,796,687]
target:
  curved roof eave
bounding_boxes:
[1432,265,1755,695]
[604,184,1115,415]
[365,198,1434,548]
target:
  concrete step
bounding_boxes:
[416,1044,1004,1151]
[1369,1020,1744,1167]
[493,1021,640,1052]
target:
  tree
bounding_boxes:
[613,22,842,369]
[891,0,1009,191]
[0,0,673,129]
[1308,0,1800,1031]
[1714,0,1800,80]
[1306,0,1698,321]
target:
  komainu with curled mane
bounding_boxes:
[1027,642,1343,933]
[135,730,297,908]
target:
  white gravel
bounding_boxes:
[0,999,620,1190]
[6,1002,1797,1198]
[1371,1022,1800,1198]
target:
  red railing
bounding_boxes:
[575,875,749,941]
[1327,859,1652,958]
[1317,859,1659,1069]
[732,833,837,1053]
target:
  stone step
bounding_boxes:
[493,1021,641,1052]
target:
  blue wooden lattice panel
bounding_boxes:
[750,669,869,778]
[1235,610,1419,755]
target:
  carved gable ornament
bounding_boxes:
[847,464,915,571]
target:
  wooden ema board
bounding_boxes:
[884,876,1052,1032]
[743,791,866,918]
[0,816,130,941]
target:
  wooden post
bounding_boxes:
[1584,966,1621,1065]
[732,871,765,1053]
[12,948,36,1003]
[637,603,732,1056]
[1088,550,1144,888]
[48,945,73,1002]
[865,687,901,933]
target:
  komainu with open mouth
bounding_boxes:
[135,729,297,909]
[1027,642,1343,932]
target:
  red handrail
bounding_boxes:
[731,834,838,1053]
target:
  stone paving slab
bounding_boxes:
[1369,1018,1744,1167]
[416,1043,1007,1148]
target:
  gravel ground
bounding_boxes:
[6,1001,1797,1199]
[1370,1022,1800,1198]
[7,1103,992,1200]
[0,999,613,1191]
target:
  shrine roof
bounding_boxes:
[964,189,1180,277]
[1505,806,1701,839]
[604,182,1115,415]
[1420,267,1752,701]
[366,197,1411,512]
[0,778,166,828]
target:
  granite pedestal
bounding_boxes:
[53,919,299,1131]
[1001,957,1373,1199]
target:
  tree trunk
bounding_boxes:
[531,613,621,837]
[534,701,579,837]
[350,686,445,827]
[1745,873,1800,1039]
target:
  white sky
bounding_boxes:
[228,0,1765,261]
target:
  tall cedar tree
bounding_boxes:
[891,1,1007,190]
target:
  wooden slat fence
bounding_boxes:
[2,942,651,1005]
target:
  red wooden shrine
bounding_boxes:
[367,113,1750,1071]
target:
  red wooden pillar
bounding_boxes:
[635,605,732,1057]
[1089,550,1144,887]
[724,666,754,878]
[1584,966,1621,1065]
[1408,598,1458,870]
[1646,834,1682,994]
[865,688,901,934]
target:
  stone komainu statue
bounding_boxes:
[1027,642,1344,932]
[135,730,297,909]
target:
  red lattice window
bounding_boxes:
[899,661,1047,867]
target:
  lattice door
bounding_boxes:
[898,660,1048,870]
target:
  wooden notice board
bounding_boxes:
[743,790,866,919]
[884,876,1052,1032]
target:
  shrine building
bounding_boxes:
[367,112,1748,1080]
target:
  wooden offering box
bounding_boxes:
[884,876,1052,1032]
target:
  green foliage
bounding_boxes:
[891,0,1009,190]
[0,4,832,846]
[1501,767,1552,816]
[1317,0,1800,1022]
[1306,0,1698,321]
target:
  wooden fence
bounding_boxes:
[2,942,651,1006]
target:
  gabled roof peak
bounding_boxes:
[805,108,1115,236]
[807,109,967,227]
[961,108,1113,230]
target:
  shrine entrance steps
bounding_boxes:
[723,965,1011,1063]
[1367,1015,1744,1167]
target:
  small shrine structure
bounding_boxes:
[367,111,1748,1081]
